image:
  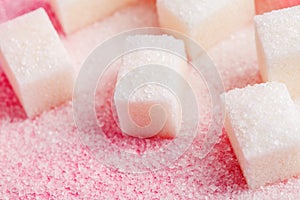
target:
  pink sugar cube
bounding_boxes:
[49,0,138,34]
[224,82,300,189]
[0,8,74,117]
[114,35,188,139]
[156,0,254,50]
[254,5,300,102]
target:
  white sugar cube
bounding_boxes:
[50,0,137,34]
[0,8,74,117]
[156,0,254,50]
[254,6,300,102]
[114,35,188,138]
[224,82,300,189]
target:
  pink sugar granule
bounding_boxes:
[255,0,300,14]
[1,0,300,199]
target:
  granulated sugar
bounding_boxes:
[1,0,300,199]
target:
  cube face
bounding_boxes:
[120,35,187,77]
[20,67,74,117]
[116,84,181,139]
[114,35,187,138]
[224,82,300,189]
[246,147,300,188]
[50,0,137,34]
[118,34,188,98]
[157,0,254,49]
[255,6,300,100]
[0,8,74,117]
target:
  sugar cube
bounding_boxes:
[156,0,254,50]
[114,35,188,138]
[224,82,300,189]
[254,6,300,102]
[0,8,74,117]
[50,0,138,34]
[62,0,158,75]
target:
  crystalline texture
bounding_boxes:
[224,82,300,189]
[156,0,254,50]
[0,8,74,117]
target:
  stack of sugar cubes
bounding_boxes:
[0,1,254,121]
[1,0,300,191]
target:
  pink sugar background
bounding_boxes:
[1,0,300,199]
